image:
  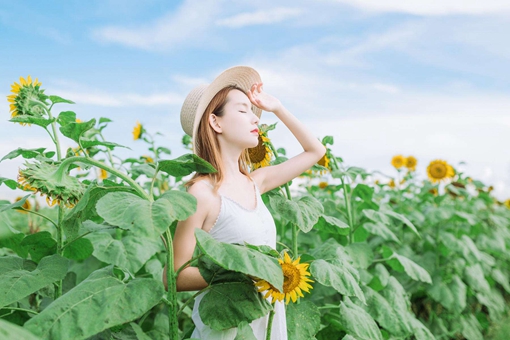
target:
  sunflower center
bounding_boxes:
[282,263,301,293]
[431,163,447,179]
[248,135,268,163]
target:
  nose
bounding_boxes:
[251,108,259,124]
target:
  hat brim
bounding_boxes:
[191,66,262,154]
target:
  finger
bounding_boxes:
[257,82,263,92]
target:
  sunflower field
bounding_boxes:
[1,77,510,340]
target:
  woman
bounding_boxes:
[166,66,325,339]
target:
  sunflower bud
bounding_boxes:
[8,76,48,124]
[17,161,86,208]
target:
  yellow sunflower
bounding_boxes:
[405,156,417,171]
[388,179,396,188]
[318,181,328,189]
[98,168,108,180]
[76,118,82,123]
[248,131,273,170]
[132,121,143,140]
[429,188,438,196]
[391,155,406,169]
[14,196,32,213]
[426,160,455,183]
[504,199,510,209]
[254,252,314,305]
[141,155,154,163]
[8,76,46,125]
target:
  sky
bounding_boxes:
[0,0,509,201]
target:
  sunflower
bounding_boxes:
[318,181,328,189]
[405,156,417,171]
[141,155,154,163]
[76,118,82,123]
[98,168,108,180]
[391,155,406,169]
[428,188,438,196]
[426,160,455,183]
[248,131,273,170]
[388,179,396,188]
[14,196,32,213]
[504,199,510,209]
[132,121,144,140]
[7,76,47,125]
[254,252,314,305]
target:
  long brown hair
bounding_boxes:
[185,85,252,192]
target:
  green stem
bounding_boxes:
[1,307,38,315]
[265,309,275,340]
[54,157,149,200]
[99,132,116,169]
[61,231,93,251]
[149,169,159,199]
[175,254,204,278]
[18,208,58,230]
[340,176,355,244]
[55,202,64,299]
[164,229,179,340]
[44,105,62,161]
[177,285,214,316]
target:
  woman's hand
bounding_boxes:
[247,82,282,113]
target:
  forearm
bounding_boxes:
[273,105,325,156]
[164,264,208,292]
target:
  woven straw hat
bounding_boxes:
[180,66,262,154]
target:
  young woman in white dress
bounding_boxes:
[164,66,325,339]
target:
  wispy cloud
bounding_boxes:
[216,7,304,28]
[331,0,510,15]
[52,90,183,107]
[91,0,221,50]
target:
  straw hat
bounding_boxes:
[180,66,263,154]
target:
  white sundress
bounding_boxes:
[190,177,287,340]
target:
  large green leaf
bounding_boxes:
[314,215,350,235]
[234,321,257,340]
[1,147,47,162]
[10,115,55,128]
[24,266,164,340]
[492,268,510,293]
[385,251,432,284]
[368,264,390,291]
[464,263,490,294]
[380,209,420,238]
[96,190,196,237]
[157,153,217,177]
[0,177,18,189]
[409,317,435,340]
[0,217,28,257]
[286,301,321,340]
[345,243,373,269]
[59,118,96,143]
[338,297,383,340]
[360,286,407,337]
[460,314,483,340]
[380,277,413,335]
[20,231,57,263]
[56,111,76,126]
[63,237,94,261]
[310,259,366,304]
[449,275,467,314]
[86,231,162,274]
[0,254,69,307]
[269,195,323,233]
[0,194,31,213]
[363,222,400,243]
[195,229,283,291]
[0,319,40,340]
[199,282,272,331]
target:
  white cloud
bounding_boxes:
[91,0,221,50]
[53,90,183,107]
[171,75,209,88]
[216,7,304,28]
[331,0,510,15]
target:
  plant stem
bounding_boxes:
[177,285,214,316]
[164,229,179,340]
[265,309,275,340]
[340,176,355,244]
[45,105,62,161]
[99,131,116,169]
[18,208,58,230]
[55,157,149,200]
[149,169,159,198]
[54,202,64,299]
[175,254,204,278]
[1,307,38,315]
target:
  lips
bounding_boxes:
[251,129,259,133]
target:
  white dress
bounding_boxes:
[190,177,287,340]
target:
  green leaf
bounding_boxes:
[386,252,432,284]
[56,111,76,126]
[363,222,400,243]
[59,118,96,143]
[380,209,420,238]
[368,264,390,291]
[322,135,334,145]
[380,277,413,335]
[0,254,69,308]
[352,184,373,202]
[460,314,483,340]
[80,140,128,150]
[24,266,164,339]
[449,275,467,314]
[157,154,217,177]
[310,259,366,304]
[315,215,350,235]
[286,301,321,340]
[0,217,28,257]
[99,117,113,124]
[9,115,55,128]
[195,229,283,291]
[427,277,454,311]
[0,177,18,189]
[0,319,41,340]
[1,147,47,162]
[49,95,75,105]
[459,235,481,264]
[269,195,323,233]
[338,297,383,340]
[20,231,57,263]
[492,268,510,294]
[360,286,407,337]
[234,321,257,340]
[86,231,161,274]
[409,317,435,340]
[63,237,94,261]
[345,243,373,269]
[96,190,196,237]
[199,282,272,331]
[0,194,31,213]
[464,264,490,294]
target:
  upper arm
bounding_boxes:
[251,146,326,194]
[173,182,212,272]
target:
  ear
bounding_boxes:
[209,114,222,133]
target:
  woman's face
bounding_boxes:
[214,89,260,149]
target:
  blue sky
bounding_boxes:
[1,0,509,200]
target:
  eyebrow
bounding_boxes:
[236,102,249,108]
